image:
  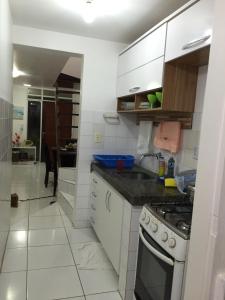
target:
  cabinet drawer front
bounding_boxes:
[165,0,214,62]
[118,24,167,76]
[117,56,164,98]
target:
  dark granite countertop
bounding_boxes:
[91,162,186,206]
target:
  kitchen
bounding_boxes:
[1,0,225,299]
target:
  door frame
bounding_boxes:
[183,0,225,299]
[27,99,42,161]
[27,98,56,162]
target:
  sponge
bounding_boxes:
[165,178,177,187]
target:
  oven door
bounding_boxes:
[135,226,184,300]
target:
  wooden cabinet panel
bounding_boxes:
[162,62,198,112]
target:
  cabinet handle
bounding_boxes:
[107,191,111,212]
[91,204,96,211]
[182,35,211,50]
[93,178,98,184]
[129,87,140,93]
[91,192,97,198]
[105,191,109,210]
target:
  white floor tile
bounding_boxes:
[0,271,26,300]
[2,248,27,272]
[11,202,29,218]
[7,231,28,249]
[79,269,119,295]
[71,242,113,270]
[10,216,28,231]
[29,215,64,229]
[86,292,122,300]
[27,266,83,300]
[28,228,68,246]
[61,214,74,228]
[29,199,60,217]
[28,244,74,270]
[67,228,98,244]
[59,298,85,300]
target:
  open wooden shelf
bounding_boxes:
[117,46,210,129]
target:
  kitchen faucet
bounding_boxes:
[138,152,162,165]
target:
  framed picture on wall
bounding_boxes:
[13,106,24,120]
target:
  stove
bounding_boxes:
[135,201,193,300]
[139,201,193,262]
[148,201,193,239]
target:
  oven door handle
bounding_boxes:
[139,228,174,266]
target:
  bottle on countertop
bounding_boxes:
[158,155,165,181]
[167,157,175,178]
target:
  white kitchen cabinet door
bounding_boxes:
[118,24,167,76]
[117,56,164,98]
[90,174,124,274]
[91,175,108,240]
[165,0,214,62]
[103,188,123,274]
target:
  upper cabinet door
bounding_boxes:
[117,56,164,98]
[118,24,167,76]
[165,0,214,62]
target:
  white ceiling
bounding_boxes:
[13,45,82,87]
[10,0,190,43]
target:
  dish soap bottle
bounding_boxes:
[167,157,175,178]
[158,155,165,182]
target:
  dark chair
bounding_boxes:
[44,144,58,196]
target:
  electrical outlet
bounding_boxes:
[95,133,102,143]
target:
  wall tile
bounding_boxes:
[0,98,12,266]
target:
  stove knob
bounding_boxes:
[145,216,150,225]
[141,212,146,221]
[161,232,168,242]
[151,222,158,233]
[168,238,176,248]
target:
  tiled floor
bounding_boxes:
[0,164,121,300]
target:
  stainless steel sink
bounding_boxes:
[117,171,155,180]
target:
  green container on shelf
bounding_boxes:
[156,91,163,104]
[147,94,157,109]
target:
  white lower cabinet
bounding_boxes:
[90,172,124,274]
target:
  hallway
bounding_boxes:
[0,164,121,300]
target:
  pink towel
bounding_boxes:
[154,121,181,153]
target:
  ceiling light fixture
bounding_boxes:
[83,0,96,23]
[12,65,26,78]
[24,84,31,87]
[57,0,129,24]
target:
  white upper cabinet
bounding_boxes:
[117,56,164,98]
[165,0,214,62]
[118,24,167,76]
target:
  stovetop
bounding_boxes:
[146,201,193,239]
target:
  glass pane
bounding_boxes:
[135,232,174,300]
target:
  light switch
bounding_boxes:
[95,132,102,143]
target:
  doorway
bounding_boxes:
[41,101,56,162]
[27,100,41,160]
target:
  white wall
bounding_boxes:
[0,0,13,266]
[12,25,127,227]
[12,85,28,142]
[183,0,225,298]
[0,0,13,102]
